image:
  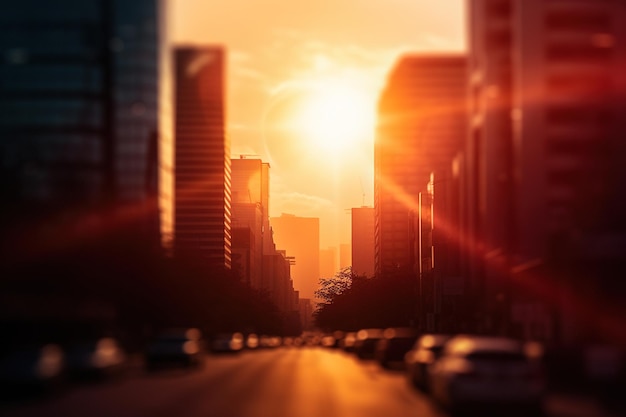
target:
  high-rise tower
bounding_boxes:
[173,47,231,268]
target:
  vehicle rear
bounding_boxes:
[429,336,545,413]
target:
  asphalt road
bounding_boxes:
[1,347,618,417]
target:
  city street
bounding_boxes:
[1,347,618,417]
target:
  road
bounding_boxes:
[1,347,618,417]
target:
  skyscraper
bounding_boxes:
[339,243,351,271]
[0,0,171,329]
[375,55,467,277]
[0,0,168,263]
[270,213,319,300]
[231,157,270,287]
[468,0,626,342]
[351,207,375,277]
[173,46,231,268]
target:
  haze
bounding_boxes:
[172,0,466,248]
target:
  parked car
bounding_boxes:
[339,332,357,353]
[428,335,546,413]
[245,333,260,349]
[405,333,451,391]
[65,337,127,380]
[145,328,203,369]
[210,332,244,354]
[375,327,418,369]
[354,328,385,360]
[0,343,65,397]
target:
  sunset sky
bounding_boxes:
[172,0,466,249]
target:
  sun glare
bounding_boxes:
[293,82,375,153]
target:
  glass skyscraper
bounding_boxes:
[0,0,170,264]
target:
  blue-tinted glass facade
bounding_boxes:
[0,0,159,204]
[0,0,167,266]
[0,0,161,224]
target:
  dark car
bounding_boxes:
[145,328,203,370]
[0,344,65,397]
[339,332,357,353]
[65,337,127,380]
[405,333,451,391]
[375,327,418,369]
[354,328,385,360]
[210,332,244,354]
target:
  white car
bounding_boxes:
[428,335,545,413]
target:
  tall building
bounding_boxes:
[375,55,467,278]
[375,55,467,332]
[351,207,375,278]
[319,246,338,279]
[0,0,166,239]
[231,157,270,288]
[468,0,626,342]
[0,0,170,323]
[339,243,351,271]
[173,46,231,268]
[270,213,319,300]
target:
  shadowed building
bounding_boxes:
[375,55,467,332]
[375,55,467,280]
[0,0,171,332]
[173,46,231,268]
[351,207,375,278]
[468,0,626,344]
[231,158,300,318]
[231,157,270,287]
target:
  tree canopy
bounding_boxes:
[314,267,417,331]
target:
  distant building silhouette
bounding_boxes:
[230,158,300,319]
[173,47,231,268]
[351,207,375,278]
[270,213,320,300]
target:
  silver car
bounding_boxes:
[428,335,545,413]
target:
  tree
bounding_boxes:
[315,266,355,304]
[314,268,417,331]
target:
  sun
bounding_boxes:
[292,81,375,153]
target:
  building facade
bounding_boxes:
[0,0,170,330]
[231,157,270,287]
[351,207,375,278]
[468,0,626,343]
[173,46,231,268]
[270,213,320,300]
[375,55,467,280]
